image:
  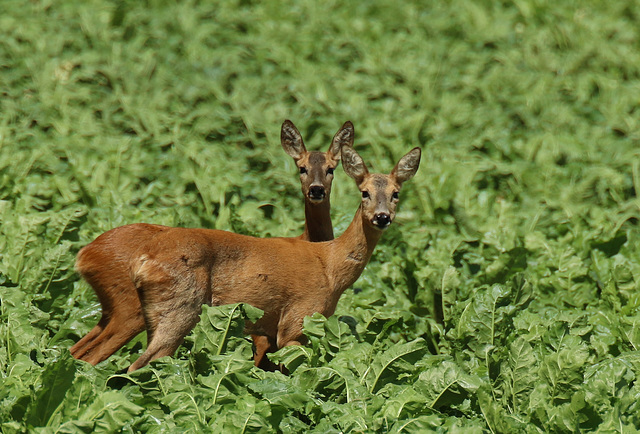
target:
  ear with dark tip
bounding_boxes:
[342,146,369,185]
[328,121,354,161]
[281,120,306,160]
[391,147,421,184]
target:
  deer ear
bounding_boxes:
[342,146,368,184]
[391,147,421,184]
[281,120,306,160]
[328,121,354,161]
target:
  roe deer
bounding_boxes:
[254,120,351,368]
[126,144,420,372]
[281,119,351,242]
[70,121,353,367]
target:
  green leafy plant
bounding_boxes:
[1,0,640,431]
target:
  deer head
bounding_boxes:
[342,146,421,230]
[281,120,353,203]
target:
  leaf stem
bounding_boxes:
[217,304,241,355]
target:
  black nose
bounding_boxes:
[373,213,391,228]
[309,186,325,200]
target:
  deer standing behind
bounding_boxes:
[281,119,350,243]
[70,121,351,367]
[253,120,350,368]
[126,144,420,371]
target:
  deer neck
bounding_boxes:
[301,198,334,242]
[327,206,383,293]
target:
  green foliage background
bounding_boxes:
[1,0,640,431]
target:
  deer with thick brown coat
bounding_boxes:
[281,119,348,243]
[252,120,349,368]
[70,121,350,368]
[73,139,420,372]
[125,144,420,372]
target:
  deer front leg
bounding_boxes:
[252,334,279,371]
[274,320,309,375]
[276,312,309,349]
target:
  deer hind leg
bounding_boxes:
[127,306,200,372]
[73,305,146,365]
[72,241,147,362]
[70,271,145,364]
[70,264,116,360]
[70,315,108,359]
[128,255,206,372]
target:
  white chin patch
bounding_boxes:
[372,221,390,230]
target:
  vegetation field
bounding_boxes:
[1,0,640,431]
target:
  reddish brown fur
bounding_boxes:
[253,120,352,369]
[70,224,168,364]
[71,121,352,368]
[70,124,421,373]
[126,145,420,372]
[281,120,352,242]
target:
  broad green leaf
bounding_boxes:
[25,351,77,428]
[248,377,310,410]
[380,384,431,422]
[414,359,483,410]
[78,391,143,432]
[498,336,537,415]
[3,0,640,431]
[387,415,444,434]
[270,344,314,372]
[0,353,37,428]
[208,395,273,432]
[583,354,640,423]
[454,284,511,355]
[364,338,427,393]
[186,303,263,367]
[476,388,528,434]
[300,313,359,367]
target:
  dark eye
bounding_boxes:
[327,168,334,175]
[299,167,307,174]
[392,192,399,200]
[362,191,370,199]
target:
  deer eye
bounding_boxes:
[299,167,307,174]
[362,191,370,199]
[392,191,399,200]
[327,168,334,175]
